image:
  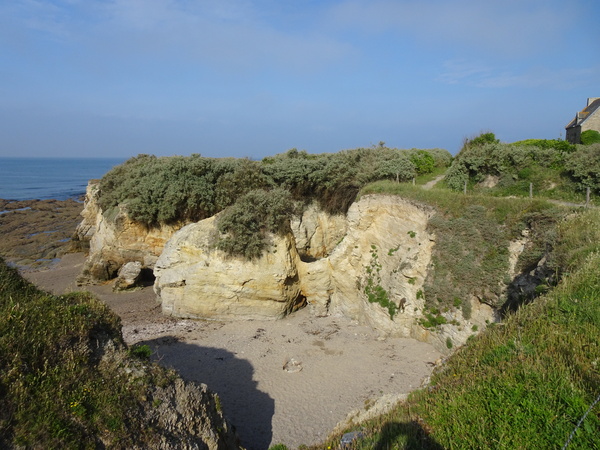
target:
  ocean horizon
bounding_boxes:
[0,157,126,201]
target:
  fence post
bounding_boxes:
[586,187,591,208]
[464,181,467,195]
[529,183,533,199]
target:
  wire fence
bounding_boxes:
[562,392,600,449]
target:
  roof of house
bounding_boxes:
[566,98,600,129]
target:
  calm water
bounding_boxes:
[0,157,126,201]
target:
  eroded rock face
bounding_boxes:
[153,195,480,351]
[290,203,347,260]
[79,186,502,353]
[154,216,306,320]
[299,195,436,337]
[139,378,241,450]
[76,182,182,285]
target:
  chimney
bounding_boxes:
[587,97,600,106]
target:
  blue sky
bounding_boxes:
[1,0,599,159]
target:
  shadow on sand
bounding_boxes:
[140,336,274,450]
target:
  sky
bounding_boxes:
[1,0,599,159]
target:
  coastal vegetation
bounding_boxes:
[362,182,565,314]
[306,134,600,449]
[314,207,600,449]
[96,147,452,258]
[0,258,234,448]
[444,134,600,201]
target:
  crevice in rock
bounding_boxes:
[501,254,556,316]
[140,267,156,286]
[285,293,307,315]
[298,252,319,263]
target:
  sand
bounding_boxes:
[24,253,442,450]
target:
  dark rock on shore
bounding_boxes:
[0,198,83,270]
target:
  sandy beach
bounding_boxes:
[24,253,442,449]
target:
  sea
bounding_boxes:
[0,157,126,201]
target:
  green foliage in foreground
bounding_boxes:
[313,209,600,449]
[361,181,567,311]
[0,258,178,448]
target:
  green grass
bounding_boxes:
[475,166,592,205]
[310,208,600,449]
[0,258,180,448]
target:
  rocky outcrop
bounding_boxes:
[298,195,436,337]
[78,186,505,352]
[76,182,183,285]
[153,195,494,352]
[154,216,307,320]
[93,338,241,449]
[137,378,241,449]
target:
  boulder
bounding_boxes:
[114,261,143,291]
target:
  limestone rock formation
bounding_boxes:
[78,185,505,352]
[75,181,183,285]
[290,203,347,260]
[154,216,306,320]
[153,195,486,351]
[73,181,102,251]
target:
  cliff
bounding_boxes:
[79,184,526,352]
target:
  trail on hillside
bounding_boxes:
[422,174,445,190]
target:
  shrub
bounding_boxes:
[580,129,600,145]
[426,148,454,168]
[98,154,232,226]
[129,344,152,359]
[371,149,416,183]
[463,132,499,149]
[564,144,600,194]
[511,138,575,153]
[445,139,573,194]
[407,149,435,174]
[217,188,297,259]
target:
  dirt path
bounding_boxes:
[25,254,442,450]
[422,174,445,190]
